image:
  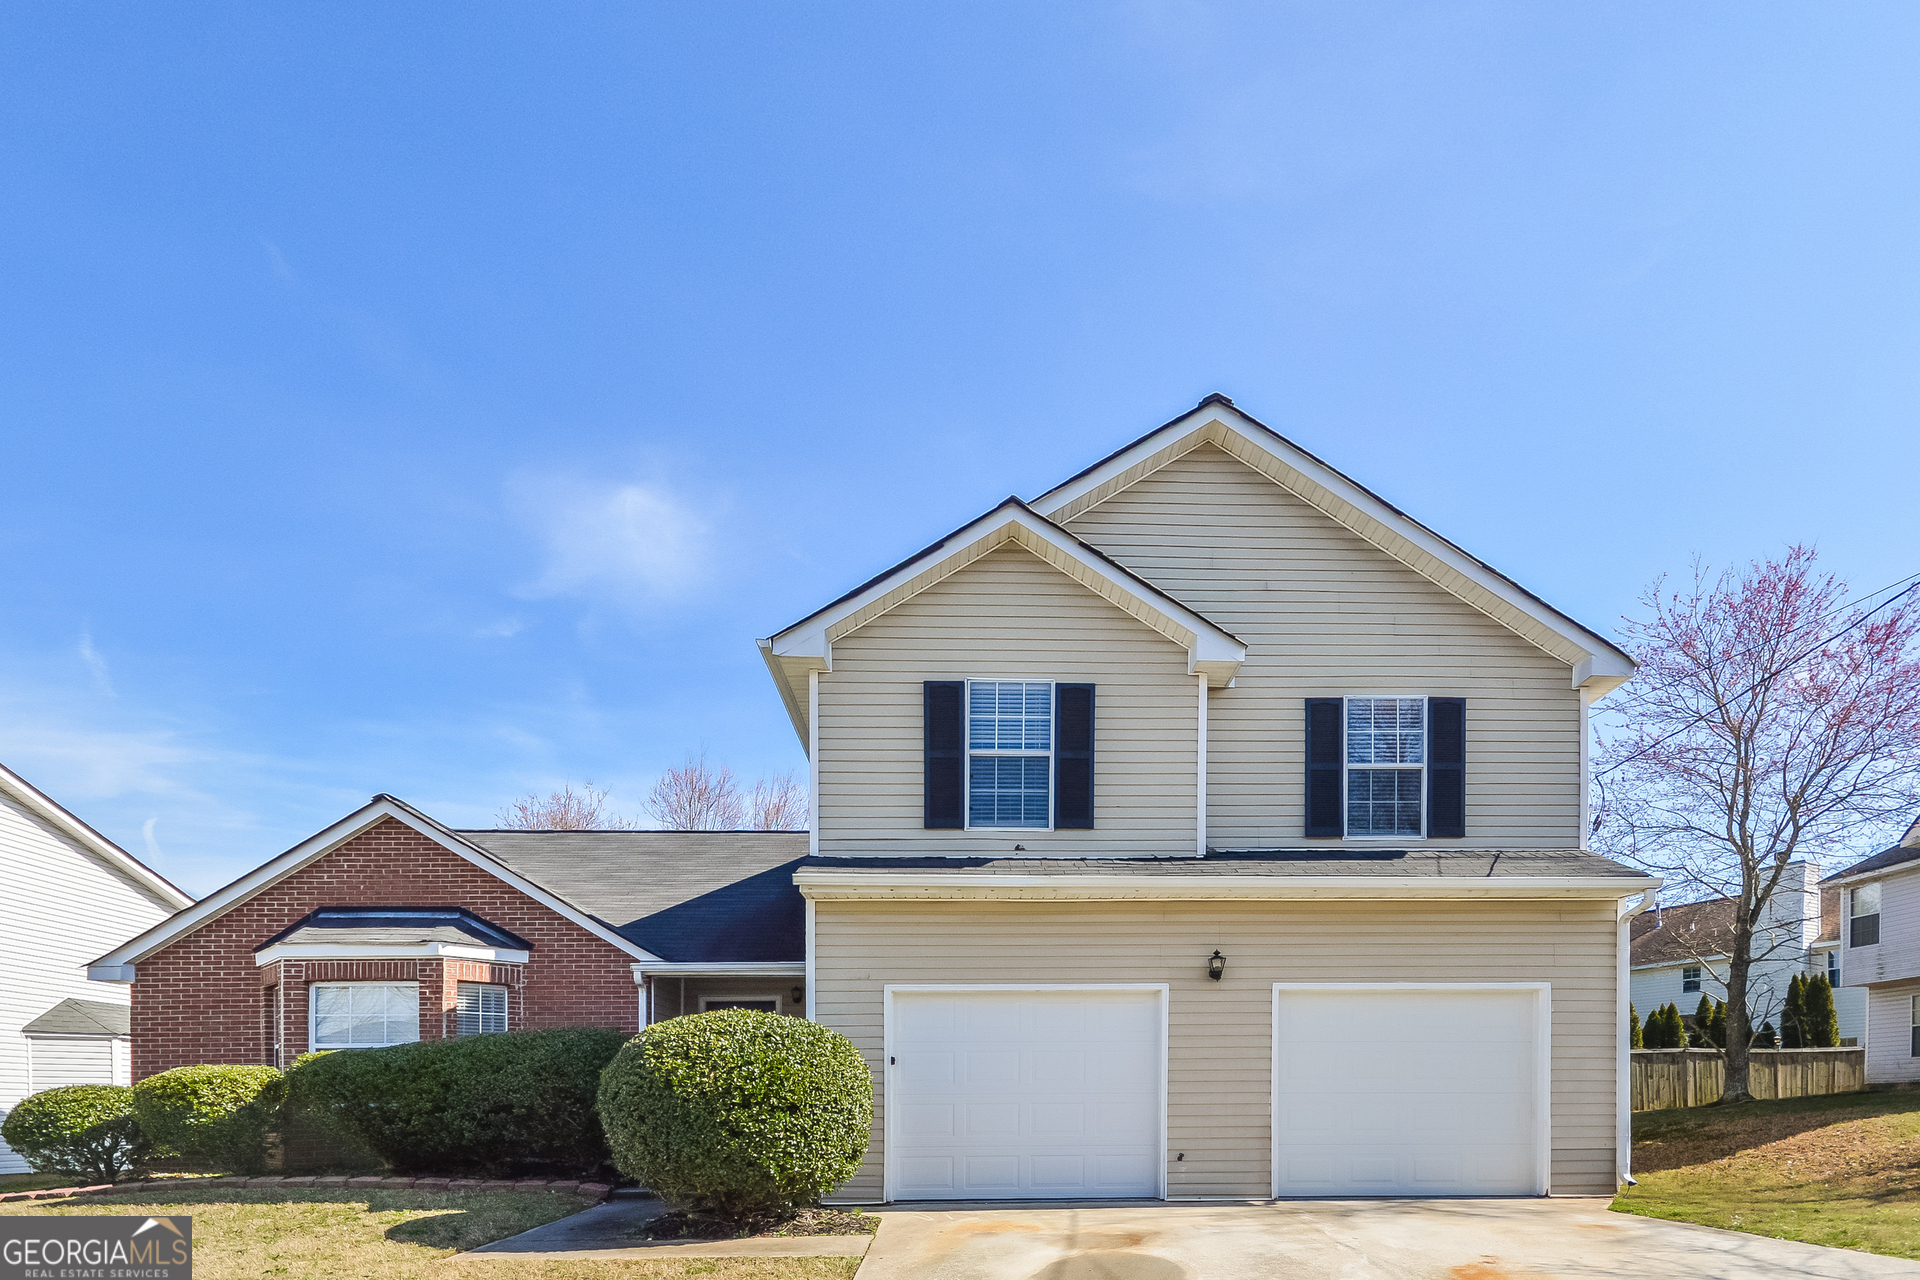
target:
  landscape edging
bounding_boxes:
[0,1175,614,1205]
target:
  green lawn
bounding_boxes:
[1613,1086,1920,1259]
[0,1185,860,1279]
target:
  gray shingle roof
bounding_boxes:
[1824,841,1920,883]
[23,998,130,1038]
[801,848,1644,878]
[458,830,810,963]
[254,908,532,954]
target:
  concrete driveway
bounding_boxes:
[855,1198,1920,1280]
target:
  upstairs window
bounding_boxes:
[1346,698,1426,837]
[311,983,419,1050]
[454,983,508,1037]
[1682,965,1702,993]
[967,681,1053,828]
[1850,883,1882,947]
[1911,994,1918,1059]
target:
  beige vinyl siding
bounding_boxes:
[1863,981,1920,1084]
[0,792,175,1172]
[1842,866,1920,989]
[813,897,1621,1200]
[819,545,1198,856]
[1065,443,1584,849]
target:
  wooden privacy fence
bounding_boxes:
[1632,1047,1866,1111]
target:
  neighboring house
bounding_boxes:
[1824,813,1920,1084]
[0,763,192,1173]
[1628,861,1865,1045]
[95,395,1659,1202]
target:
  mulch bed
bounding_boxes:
[631,1205,880,1240]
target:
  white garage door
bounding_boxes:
[888,987,1163,1200]
[1273,986,1545,1197]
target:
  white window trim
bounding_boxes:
[1342,694,1430,841]
[699,994,783,1013]
[963,679,1057,832]
[880,983,1169,1204]
[454,982,510,1037]
[1849,883,1882,947]
[309,982,420,1051]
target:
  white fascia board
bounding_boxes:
[630,961,807,982]
[1031,401,1634,694]
[89,796,662,975]
[794,871,1660,902]
[88,965,138,983]
[1628,956,1727,972]
[254,942,531,966]
[0,761,195,911]
[763,500,1245,684]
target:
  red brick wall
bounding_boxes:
[131,817,639,1078]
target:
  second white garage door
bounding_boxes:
[887,986,1164,1200]
[1273,985,1547,1197]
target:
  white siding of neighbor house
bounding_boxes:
[26,1039,123,1092]
[0,793,175,1172]
[1864,981,1920,1084]
[818,545,1200,856]
[812,897,1623,1201]
[1631,959,1866,1045]
[1063,443,1585,849]
[1842,866,1920,990]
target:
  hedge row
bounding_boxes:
[0,1015,874,1210]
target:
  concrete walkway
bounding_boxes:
[855,1198,1920,1280]
[467,1192,874,1260]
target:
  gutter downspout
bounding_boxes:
[1618,887,1657,1187]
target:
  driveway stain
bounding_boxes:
[1448,1261,1520,1280]
[1030,1251,1188,1280]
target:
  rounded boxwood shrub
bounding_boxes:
[131,1064,285,1174]
[597,1009,873,1215]
[286,1026,629,1176]
[0,1085,143,1184]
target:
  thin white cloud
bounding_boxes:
[509,474,711,604]
[142,816,162,862]
[79,628,114,697]
[476,618,526,639]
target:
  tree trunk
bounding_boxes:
[1721,927,1754,1104]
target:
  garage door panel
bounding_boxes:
[891,989,1162,1200]
[1274,988,1543,1198]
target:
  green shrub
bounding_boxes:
[1804,974,1841,1048]
[0,1085,142,1184]
[287,1027,628,1176]
[597,1009,873,1216]
[1689,994,1718,1047]
[1754,1020,1779,1048]
[1709,998,1727,1049]
[131,1064,285,1174]
[1628,1002,1643,1049]
[1781,974,1808,1048]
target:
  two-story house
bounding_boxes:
[1,761,192,1172]
[1824,814,1920,1083]
[1629,861,1865,1044]
[92,395,1657,1201]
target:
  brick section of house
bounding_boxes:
[131,818,638,1078]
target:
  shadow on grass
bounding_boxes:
[1631,1087,1920,1172]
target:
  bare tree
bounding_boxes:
[745,770,809,831]
[643,752,745,830]
[496,781,633,830]
[1597,547,1920,1102]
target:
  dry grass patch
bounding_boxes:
[1615,1087,1920,1259]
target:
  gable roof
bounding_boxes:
[87,796,670,979]
[1630,896,1737,967]
[1030,394,1636,695]
[1823,811,1920,886]
[460,830,808,963]
[22,997,130,1038]
[253,907,535,962]
[0,761,193,912]
[760,497,1248,744]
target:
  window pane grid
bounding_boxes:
[1347,697,1426,764]
[311,983,419,1049]
[455,983,508,1037]
[1345,698,1426,837]
[968,681,1052,828]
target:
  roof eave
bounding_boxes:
[794,871,1659,902]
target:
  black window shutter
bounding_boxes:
[1427,697,1466,839]
[924,681,964,829]
[1304,698,1344,838]
[1055,684,1095,829]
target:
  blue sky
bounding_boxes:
[3,4,1917,895]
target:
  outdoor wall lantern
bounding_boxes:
[791,985,806,1006]
[1207,951,1225,981]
